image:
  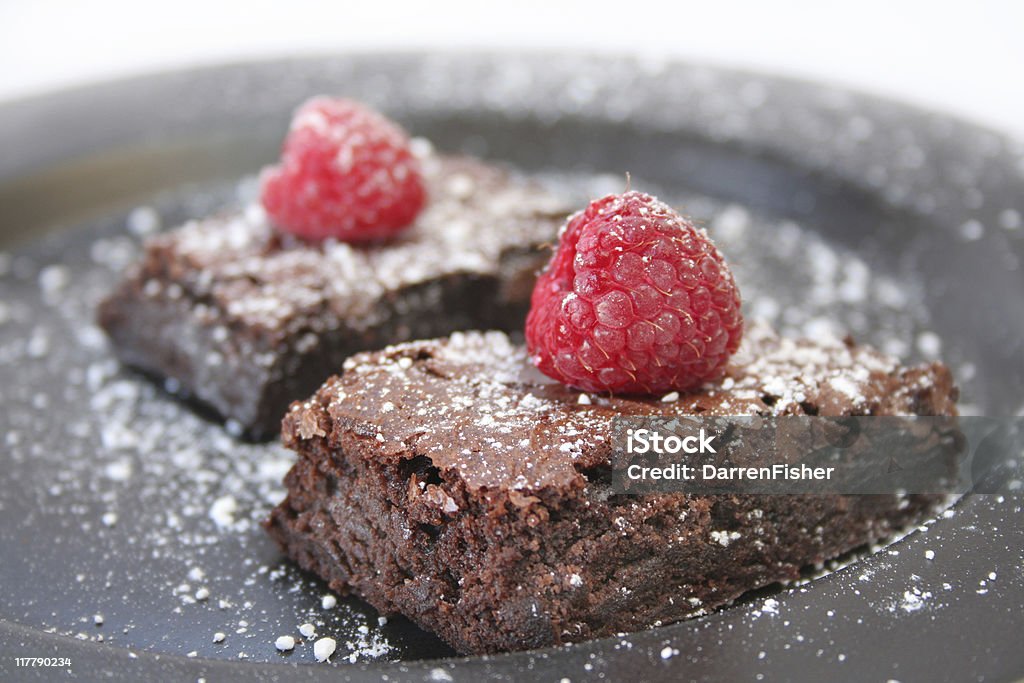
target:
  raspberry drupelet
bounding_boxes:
[525,191,743,394]
[260,97,426,242]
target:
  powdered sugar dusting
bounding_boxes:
[0,154,988,669]
[0,190,410,662]
[296,315,950,500]
[163,154,565,331]
[109,154,567,431]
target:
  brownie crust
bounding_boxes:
[98,154,566,437]
[265,325,958,654]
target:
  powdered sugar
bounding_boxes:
[0,154,974,668]
[165,155,565,331]
[0,199,401,661]
[711,530,742,547]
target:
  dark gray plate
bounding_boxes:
[1,54,1023,683]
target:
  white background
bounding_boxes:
[1,0,1022,138]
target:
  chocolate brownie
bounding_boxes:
[98,152,566,437]
[264,324,958,654]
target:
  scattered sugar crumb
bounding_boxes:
[208,495,238,529]
[896,588,933,613]
[39,265,70,294]
[127,206,162,236]
[958,219,984,241]
[313,637,336,662]
[916,331,942,358]
[999,209,1021,231]
[710,530,741,547]
[102,459,132,481]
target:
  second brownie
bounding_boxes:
[98,154,566,437]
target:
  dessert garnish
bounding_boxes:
[525,191,743,393]
[259,97,426,242]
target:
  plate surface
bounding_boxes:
[1,54,1023,682]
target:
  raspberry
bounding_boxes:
[525,191,743,394]
[259,97,426,242]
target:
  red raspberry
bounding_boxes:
[525,191,743,394]
[259,97,426,242]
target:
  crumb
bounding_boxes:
[313,637,336,662]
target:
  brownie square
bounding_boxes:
[264,324,958,654]
[98,153,566,437]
